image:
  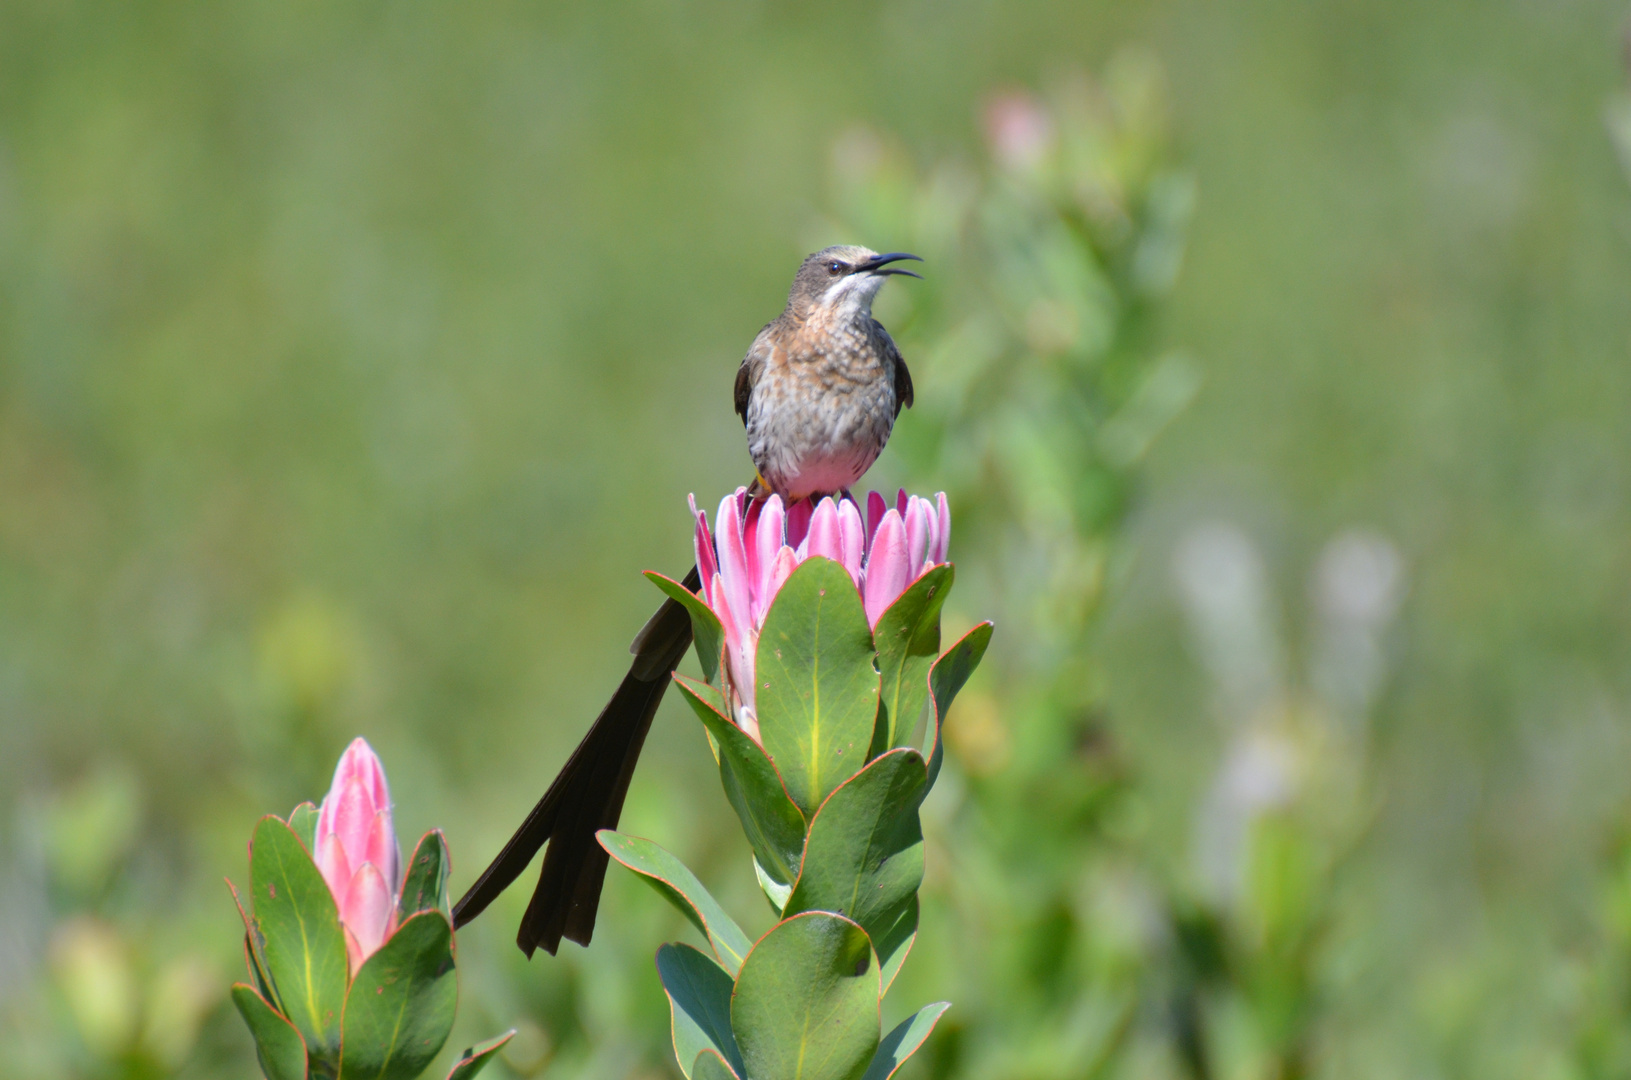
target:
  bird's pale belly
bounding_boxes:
[746,376,896,501]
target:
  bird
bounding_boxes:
[450,246,921,956]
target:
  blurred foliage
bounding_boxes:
[820,55,1199,1078]
[3,1,1631,1079]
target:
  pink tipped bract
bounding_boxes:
[314,737,402,976]
[691,488,950,742]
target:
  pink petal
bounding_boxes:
[767,545,799,604]
[836,498,865,588]
[315,830,351,904]
[920,503,940,571]
[343,926,364,977]
[736,705,761,744]
[742,497,764,590]
[714,493,753,640]
[753,496,785,622]
[341,863,395,971]
[330,778,375,871]
[895,489,909,516]
[336,738,389,814]
[866,492,888,549]
[711,571,756,716]
[362,810,400,893]
[904,497,929,580]
[864,510,912,628]
[934,492,951,565]
[805,498,842,563]
[690,495,719,605]
[784,498,813,551]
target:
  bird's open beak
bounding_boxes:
[857,252,924,279]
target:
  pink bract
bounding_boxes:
[690,488,950,743]
[313,737,402,976]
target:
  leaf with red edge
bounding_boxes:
[232,983,308,1080]
[443,1031,515,1080]
[249,816,347,1061]
[925,623,993,789]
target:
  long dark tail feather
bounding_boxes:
[450,564,702,957]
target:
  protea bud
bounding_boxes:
[691,487,950,740]
[313,738,401,975]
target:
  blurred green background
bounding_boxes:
[4,0,1631,1077]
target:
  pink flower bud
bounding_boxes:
[687,488,953,742]
[314,738,401,976]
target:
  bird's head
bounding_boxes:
[786,245,922,321]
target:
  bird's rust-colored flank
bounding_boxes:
[735,245,918,501]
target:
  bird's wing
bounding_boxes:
[873,319,913,416]
[735,324,774,425]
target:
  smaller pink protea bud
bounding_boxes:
[691,488,951,744]
[984,91,1054,172]
[313,738,402,976]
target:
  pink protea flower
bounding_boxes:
[313,738,402,976]
[691,487,950,741]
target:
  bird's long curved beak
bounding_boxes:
[857,252,924,279]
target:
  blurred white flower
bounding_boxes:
[1173,521,1285,726]
[1309,530,1406,724]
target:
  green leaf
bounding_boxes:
[657,943,745,1079]
[860,1002,950,1080]
[398,830,451,920]
[675,675,807,885]
[288,803,320,853]
[250,816,348,1061]
[599,831,753,975]
[647,571,724,684]
[732,912,880,1080]
[754,855,792,915]
[691,1049,742,1080]
[925,623,993,789]
[755,558,881,817]
[232,983,309,1080]
[229,878,280,1012]
[443,1031,515,1080]
[871,566,952,753]
[784,749,927,987]
[338,912,458,1080]
[871,900,917,998]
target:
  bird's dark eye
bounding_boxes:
[827,261,846,276]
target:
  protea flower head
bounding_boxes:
[313,737,402,975]
[691,487,950,741]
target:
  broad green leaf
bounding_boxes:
[732,912,880,1080]
[755,558,881,817]
[338,912,457,1080]
[250,816,348,1060]
[600,831,752,975]
[443,1031,515,1080]
[232,983,308,1080]
[860,1002,950,1080]
[647,571,724,684]
[925,623,993,790]
[870,566,952,754]
[657,943,745,1079]
[675,675,807,884]
[691,1049,742,1080]
[288,803,320,853]
[784,749,927,986]
[229,878,280,1011]
[398,830,451,920]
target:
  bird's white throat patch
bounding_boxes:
[820,273,886,319]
